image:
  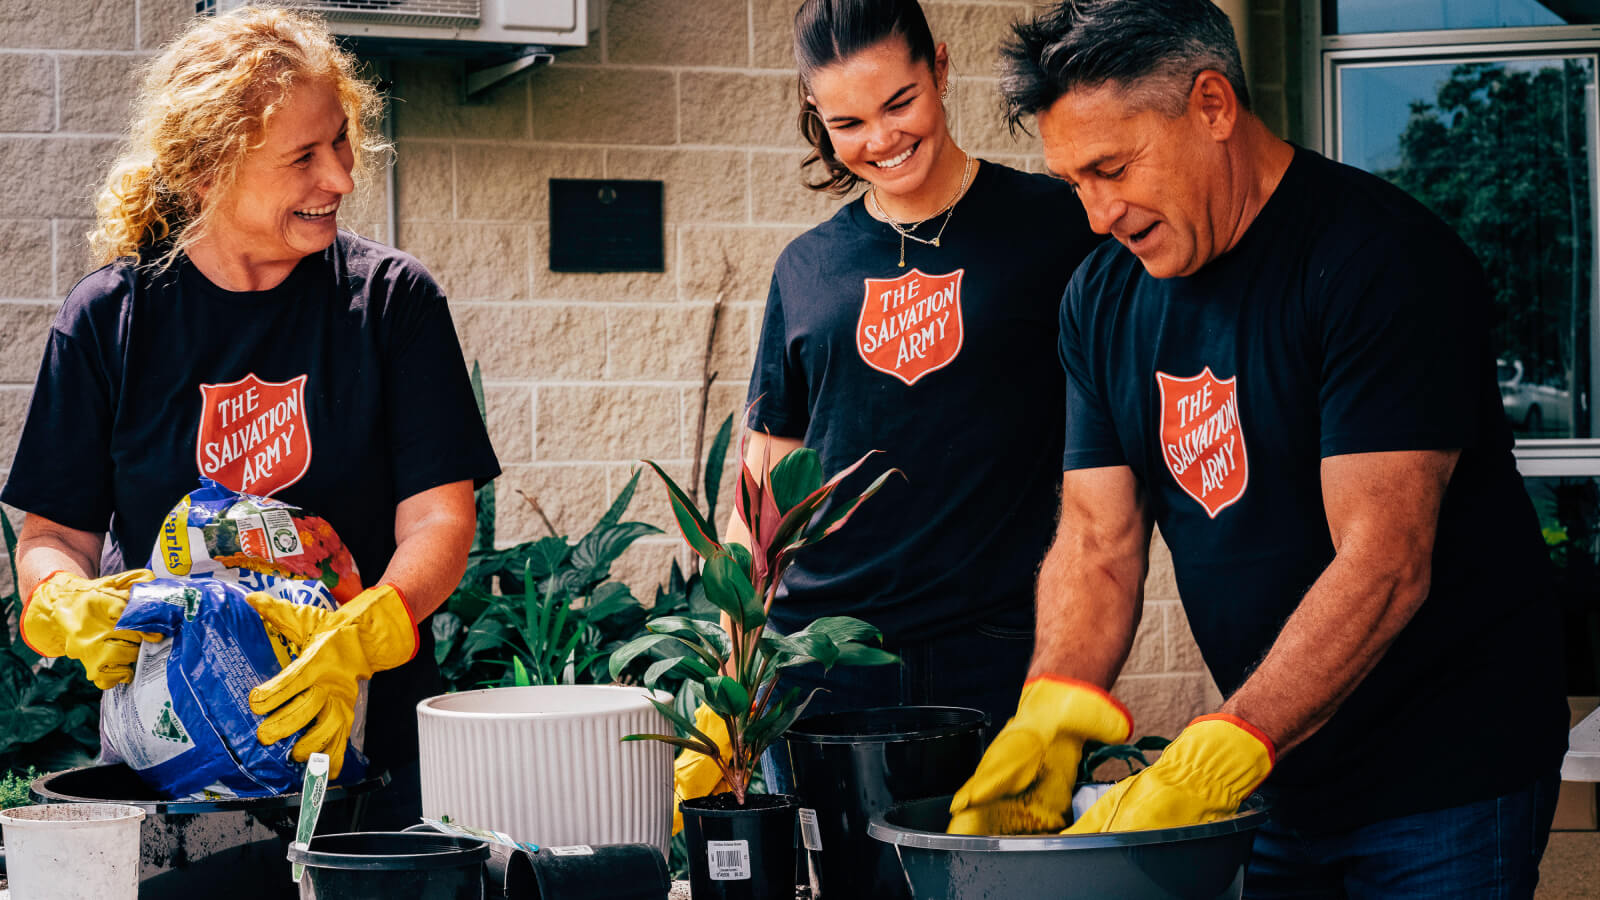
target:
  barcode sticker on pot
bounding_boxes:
[707,840,751,880]
[799,807,822,851]
[548,845,594,856]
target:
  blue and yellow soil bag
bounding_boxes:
[98,481,368,799]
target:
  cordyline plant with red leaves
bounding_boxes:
[610,426,901,803]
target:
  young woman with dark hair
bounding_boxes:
[671,0,1103,814]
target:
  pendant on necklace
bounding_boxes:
[931,238,940,247]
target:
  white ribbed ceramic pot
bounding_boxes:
[417,685,673,854]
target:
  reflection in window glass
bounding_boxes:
[1524,475,1599,693]
[1331,0,1598,34]
[1339,57,1597,438]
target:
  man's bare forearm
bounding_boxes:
[1030,467,1152,685]
[1221,532,1431,754]
[1221,449,1454,755]
[1030,530,1148,685]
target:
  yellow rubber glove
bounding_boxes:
[246,584,417,778]
[673,703,733,835]
[1063,714,1274,834]
[20,570,161,689]
[947,676,1131,835]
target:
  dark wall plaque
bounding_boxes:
[549,178,664,273]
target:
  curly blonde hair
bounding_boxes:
[89,5,389,270]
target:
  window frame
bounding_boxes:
[1305,1,1600,474]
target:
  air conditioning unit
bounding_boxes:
[202,0,598,96]
[204,0,595,48]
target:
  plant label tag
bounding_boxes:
[799,808,823,851]
[261,508,303,558]
[236,519,271,561]
[548,845,595,856]
[707,839,751,880]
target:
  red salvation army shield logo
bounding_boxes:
[856,267,965,386]
[1156,367,1249,518]
[196,374,312,497]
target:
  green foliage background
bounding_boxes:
[1382,59,1593,401]
[0,513,105,780]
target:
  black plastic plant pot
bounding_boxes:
[679,792,798,900]
[403,822,671,899]
[867,794,1270,900]
[524,842,671,899]
[30,763,389,900]
[783,706,987,900]
[285,831,489,899]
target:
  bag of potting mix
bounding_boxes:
[98,478,370,799]
[147,476,362,604]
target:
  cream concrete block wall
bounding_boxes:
[386,0,1063,599]
[0,0,1216,727]
[0,0,203,599]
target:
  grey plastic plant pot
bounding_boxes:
[867,793,1269,900]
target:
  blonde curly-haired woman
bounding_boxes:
[4,6,498,826]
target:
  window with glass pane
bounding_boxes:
[1337,56,1597,439]
[1525,474,1600,693]
[1330,0,1600,35]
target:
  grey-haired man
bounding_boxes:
[947,1,1568,895]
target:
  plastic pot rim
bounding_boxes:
[416,684,672,721]
[785,705,988,744]
[0,803,147,828]
[28,764,391,815]
[866,793,1270,852]
[286,831,491,872]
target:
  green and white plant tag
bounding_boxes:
[290,752,330,883]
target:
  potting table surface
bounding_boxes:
[0,876,786,900]
[0,882,801,900]
[669,882,810,899]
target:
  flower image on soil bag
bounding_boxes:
[97,481,370,799]
[153,477,363,604]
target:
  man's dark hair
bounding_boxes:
[793,0,939,194]
[998,0,1249,132]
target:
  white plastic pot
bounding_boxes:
[417,685,673,854]
[0,802,146,900]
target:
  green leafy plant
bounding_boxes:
[0,514,103,774]
[432,470,663,689]
[610,429,901,804]
[1,766,38,811]
[1543,477,1600,694]
[433,413,740,698]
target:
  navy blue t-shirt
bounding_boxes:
[1059,147,1567,831]
[750,161,1102,642]
[2,231,501,768]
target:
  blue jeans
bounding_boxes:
[761,619,1032,794]
[1244,774,1560,899]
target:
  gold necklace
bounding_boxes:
[870,152,974,268]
